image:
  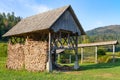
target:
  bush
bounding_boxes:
[98,55,110,63]
[97,49,106,55]
[57,53,71,63]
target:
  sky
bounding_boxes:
[0,0,120,31]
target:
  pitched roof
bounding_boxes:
[3,5,85,37]
[78,40,118,47]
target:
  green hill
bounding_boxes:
[86,25,120,42]
[86,25,120,51]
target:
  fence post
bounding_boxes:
[95,46,98,63]
[81,47,83,64]
[112,45,115,63]
[69,55,71,63]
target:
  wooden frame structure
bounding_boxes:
[78,40,118,63]
[3,5,86,72]
[47,31,80,71]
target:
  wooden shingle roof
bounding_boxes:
[3,5,85,37]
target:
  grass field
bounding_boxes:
[0,42,120,80]
[0,57,120,80]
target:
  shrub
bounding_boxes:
[98,55,110,63]
[97,49,106,55]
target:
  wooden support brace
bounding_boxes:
[68,33,70,48]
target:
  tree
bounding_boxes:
[81,35,90,43]
[0,12,21,41]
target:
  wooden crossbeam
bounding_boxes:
[10,36,25,44]
[51,31,76,51]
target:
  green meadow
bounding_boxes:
[0,42,120,80]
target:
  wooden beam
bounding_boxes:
[68,33,70,48]
[75,35,78,61]
[74,35,79,69]
[46,32,52,72]
[78,40,118,47]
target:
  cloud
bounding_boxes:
[96,21,103,25]
[95,21,104,27]
[0,0,51,17]
[33,5,51,13]
[26,4,51,14]
[17,0,51,13]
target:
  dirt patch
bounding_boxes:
[95,73,113,78]
[64,71,82,75]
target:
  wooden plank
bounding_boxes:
[51,10,81,35]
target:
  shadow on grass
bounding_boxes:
[78,58,120,71]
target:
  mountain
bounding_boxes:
[86,25,120,51]
[86,25,120,42]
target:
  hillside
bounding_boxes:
[86,25,120,42]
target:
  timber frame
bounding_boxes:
[9,36,25,44]
[78,40,119,63]
[3,5,86,72]
[47,30,79,71]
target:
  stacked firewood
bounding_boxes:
[6,37,49,72]
[6,43,25,70]
[24,40,48,72]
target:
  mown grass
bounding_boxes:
[1,43,120,80]
[1,57,120,80]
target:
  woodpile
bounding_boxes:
[6,43,25,70]
[6,35,49,72]
[24,40,48,72]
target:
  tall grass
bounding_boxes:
[0,42,7,57]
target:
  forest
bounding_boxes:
[0,12,21,41]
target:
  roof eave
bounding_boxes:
[2,29,50,37]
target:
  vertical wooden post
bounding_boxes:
[68,33,70,48]
[9,37,11,44]
[69,55,71,63]
[95,46,98,63]
[81,47,84,64]
[113,45,115,63]
[58,54,60,61]
[46,32,52,72]
[59,31,63,48]
[74,34,79,69]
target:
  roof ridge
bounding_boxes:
[24,5,70,20]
